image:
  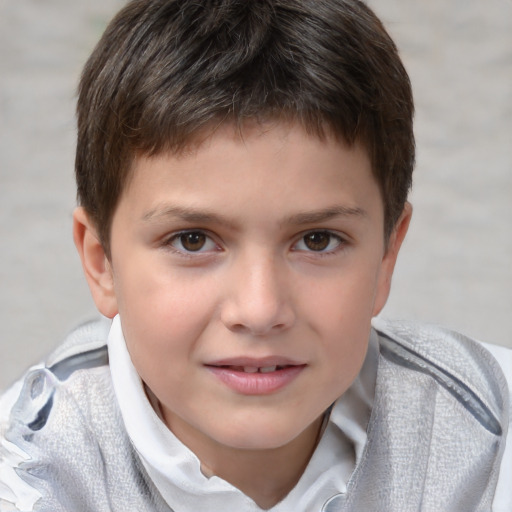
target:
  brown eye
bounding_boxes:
[179,232,206,251]
[168,231,218,255]
[303,232,331,251]
[294,231,343,253]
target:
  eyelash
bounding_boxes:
[292,230,346,256]
[164,230,219,257]
[163,229,347,257]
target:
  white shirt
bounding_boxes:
[108,316,512,511]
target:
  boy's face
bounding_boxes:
[76,122,409,458]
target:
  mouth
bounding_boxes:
[205,360,306,395]
[211,364,296,374]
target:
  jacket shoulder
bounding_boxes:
[372,318,509,436]
[45,316,111,369]
[0,318,114,511]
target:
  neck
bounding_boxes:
[166,414,324,509]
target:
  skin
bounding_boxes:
[74,121,411,508]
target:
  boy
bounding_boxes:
[0,0,510,510]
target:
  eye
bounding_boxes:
[293,231,344,253]
[168,231,218,253]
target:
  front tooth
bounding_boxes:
[259,366,277,373]
[243,366,259,373]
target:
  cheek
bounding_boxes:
[116,252,216,323]
[304,259,381,328]
[301,263,379,377]
[114,262,220,375]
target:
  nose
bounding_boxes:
[220,252,295,336]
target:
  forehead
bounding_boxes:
[118,122,383,227]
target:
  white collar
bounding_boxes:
[108,316,377,511]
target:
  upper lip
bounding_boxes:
[206,356,305,368]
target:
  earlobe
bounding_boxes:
[372,203,412,316]
[73,207,118,318]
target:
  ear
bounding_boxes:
[73,207,118,318]
[372,202,412,317]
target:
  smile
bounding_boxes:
[205,362,306,395]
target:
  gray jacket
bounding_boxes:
[0,319,508,511]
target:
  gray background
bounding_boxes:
[1,0,511,391]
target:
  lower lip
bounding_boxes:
[206,365,305,395]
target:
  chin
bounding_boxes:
[211,418,308,452]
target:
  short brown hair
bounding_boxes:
[76,0,414,254]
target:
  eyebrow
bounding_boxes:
[283,206,367,225]
[142,205,236,228]
[141,204,367,227]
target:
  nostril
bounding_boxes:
[230,322,289,337]
[228,323,248,334]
